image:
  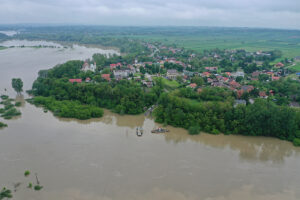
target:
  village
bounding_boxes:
[69,41,300,108]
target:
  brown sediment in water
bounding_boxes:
[0,41,300,200]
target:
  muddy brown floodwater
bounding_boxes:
[0,40,300,200]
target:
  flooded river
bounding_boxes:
[0,40,300,200]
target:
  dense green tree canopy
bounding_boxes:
[11,78,23,94]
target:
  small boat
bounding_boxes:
[151,128,169,133]
[136,127,143,137]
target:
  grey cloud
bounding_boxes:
[0,0,299,29]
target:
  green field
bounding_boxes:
[0,46,7,50]
[126,27,300,59]
[154,77,180,89]
[135,35,300,59]
[291,62,300,71]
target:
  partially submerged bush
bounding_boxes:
[0,122,7,128]
[188,125,201,135]
[0,95,9,100]
[24,170,30,177]
[34,185,43,191]
[30,96,103,120]
[15,102,22,107]
[1,108,21,119]
[293,138,300,147]
[0,187,12,199]
[27,183,32,189]
[4,104,14,110]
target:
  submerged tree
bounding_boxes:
[11,78,23,94]
[0,188,12,200]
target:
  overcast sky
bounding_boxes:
[0,0,299,29]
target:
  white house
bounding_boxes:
[82,61,96,72]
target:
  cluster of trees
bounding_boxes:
[154,93,231,133]
[0,122,7,128]
[30,96,103,120]
[141,64,162,74]
[185,48,282,74]
[154,93,300,144]
[164,62,184,72]
[11,78,23,94]
[247,78,300,105]
[175,87,234,102]
[92,53,152,71]
[31,61,160,115]
[32,79,158,115]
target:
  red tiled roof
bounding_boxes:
[230,80,241,88]
[202,72,211,77]
[207,78,213,83]
[275,62,284,67]
[225,72,231,76]
[101,74,111,81]
[189,83,197,88]
[237,90,244,98]
[110,63,122,69]
[259,91,267,97]
[69,79,82,83]
[205,67,218,71]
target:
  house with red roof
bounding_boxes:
[223,77,229,82]
[259,91,268,98]
[225,72,231,77]
[229,80,241,88]
[272,76,280,81]
[237,90,244,98]
[69,79,82,83]
[144,62,153,66]
[85,77,91,83]
[252,71,261,78]
[205,67,218,72]
[237,85,254,98]
[82,61,96,72]
[275,62,284,68]
[202,72,211,77]
[110,63,122,71]
[188,83,197,89]
[207,78,213,83]
[241,85,254,93]
[101,74,111,81]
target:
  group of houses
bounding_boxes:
[67,43,297,102]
